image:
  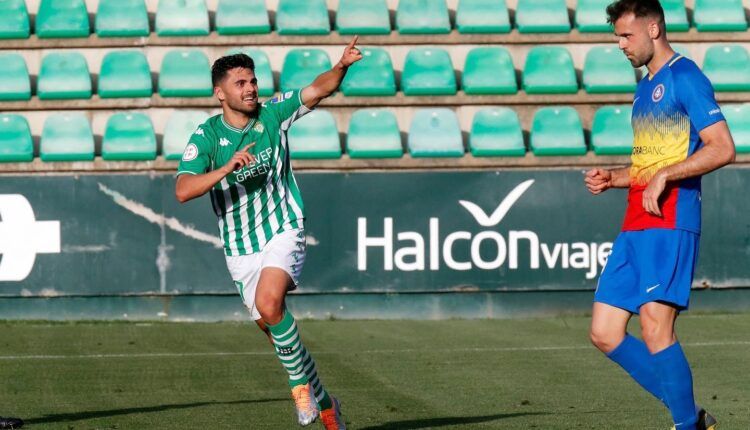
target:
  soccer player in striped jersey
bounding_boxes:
[175,38,362,430]
[585,1,734,429]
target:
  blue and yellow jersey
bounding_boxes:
[623,53,724,233]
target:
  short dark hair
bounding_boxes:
[606,0,665,25]
[211,54,255,86]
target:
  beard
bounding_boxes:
[226,97,258,115]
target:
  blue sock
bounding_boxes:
[652,342,698,430]
[606,334,667,406]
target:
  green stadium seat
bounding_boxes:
[40,113,94,162]
[226,48,275,97]
[575,0,611,33]
[95,0,149,37]
[280,49,331,93]
[0,0,30,39]
[37,52,92,100]
[396,0,451,34]
[469,108,525,157]
[340,47,396,96]
[516,0,571,33]
[36,0,90,38]
[456,0,511,34]
[336,0,390,35]
[0,53,31,101]
[462,47,517,95]
[102,113,156,161]
[583,46,637,93]
[216,0,271,35]
[276,0,330,35]
[408,109,463,157]
[694,0,747,32]
[662,0,690,32]
[530,107,586,156]
[158,50,212,97]
[346,109,402,158]
[401,48,457,96]
[155,0,209,36]
[98,51,152,98]
[591,105,633,155]
[702,45,750,92]
[0,115,33,162]
[163,110,210,160]
[723,104,750,153]
[523,46,578,94]
[288,111,341,159]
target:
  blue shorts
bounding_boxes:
[594,229,700,314]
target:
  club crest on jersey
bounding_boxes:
[182,143,198,161]
[219,137,231,147]
[253,121,264,133]
[652,84,665,102]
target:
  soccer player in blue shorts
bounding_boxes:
[585,1,736,429]
[175,38,362,429]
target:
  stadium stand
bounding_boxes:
[408,109,464,157]
[0,0,30,39]
[288,110,342,159]
[0,0,749,170]
[0,114,33,162]
[40,113,94,161]
[724,103,750,153]
[346,109,403,158]
[102,112,157,161]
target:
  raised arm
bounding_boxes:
[300,36,363,110]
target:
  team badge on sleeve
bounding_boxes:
[182,143,199,161]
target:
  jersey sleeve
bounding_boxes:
[176,126,212,176]
[674,65,725,132]
[262,89,312,131]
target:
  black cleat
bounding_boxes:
[698,408,718,430]
[0,416,23,429]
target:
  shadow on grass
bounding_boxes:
[24,398,287,424]
[359,412,550,429]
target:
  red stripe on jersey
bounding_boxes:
[622,185,679,231]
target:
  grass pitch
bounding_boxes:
[1,314,749,429]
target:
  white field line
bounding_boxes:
[1,341,749,361]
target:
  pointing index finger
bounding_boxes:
[347,35,359,50]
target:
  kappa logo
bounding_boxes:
[194,128,204,136]
[652,84,666,103]
[0,195,61,281]
[219,137,231,147]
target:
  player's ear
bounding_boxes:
[648,19,662,40]
[214,86,224,102]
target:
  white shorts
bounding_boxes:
[225,228,306,320]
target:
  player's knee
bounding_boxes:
[255,295,284,324]
[590,327,620,353]
[640,322,673,352]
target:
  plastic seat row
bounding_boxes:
[6,104,748,162]
[2,0,747,40]
[5,44,750,102]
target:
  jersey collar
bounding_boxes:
[220,115,257,134]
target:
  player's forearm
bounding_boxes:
[303,63,348,107]
[609,167,631,188]
[175,169,228,203]
[657,140,735,184]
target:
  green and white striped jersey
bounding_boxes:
[177,90,310,256]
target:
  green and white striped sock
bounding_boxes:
[268,310,333,410]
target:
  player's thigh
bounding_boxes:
[255,229,307,309]
[594,233,640,314]
[225,254,263,320]
[590,302,632,353]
